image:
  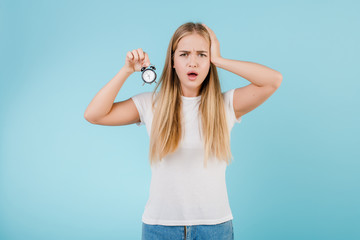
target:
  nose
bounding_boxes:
[188,54,198,68]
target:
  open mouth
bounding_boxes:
[187,73,198,80]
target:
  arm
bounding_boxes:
[84,48,151,125]
[214,57,283,119]
[214,58,283,119]
[212,57,282,88]
[203,23,283,118]
[215,57,283,118]
[84,66,133,122]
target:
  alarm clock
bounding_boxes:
[141,64,157,85]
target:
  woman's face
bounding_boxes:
[173,33,210,97]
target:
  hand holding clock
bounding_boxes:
[124,48,151,73]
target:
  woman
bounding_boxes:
[84,22,282,240]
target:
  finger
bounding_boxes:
[132,49,139,62]
[202,24,213,37]
[143,52,150,67]
[203,24,214,35]
[127,51,133,61]
[137,48,145,62]
[202,23,209,30]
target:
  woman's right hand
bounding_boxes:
[124,48,151,73]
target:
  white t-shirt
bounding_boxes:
[131,88,242,226]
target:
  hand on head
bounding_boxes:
[201,24,222,63]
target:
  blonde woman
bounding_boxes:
[84,22,282,240]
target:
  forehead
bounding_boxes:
[176,33,209,51]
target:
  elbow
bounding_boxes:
[273,73,283,88]
[84,111,90,121]
[84,112,96,124]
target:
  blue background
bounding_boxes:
[1,0,359,239]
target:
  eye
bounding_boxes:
[180,53,207,57]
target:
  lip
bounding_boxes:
[187,70,198,81]
[187,70,199,75]
[187,74,198,81]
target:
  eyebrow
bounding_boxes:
[178,50,208,53]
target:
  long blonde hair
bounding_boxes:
[148,22,234,168]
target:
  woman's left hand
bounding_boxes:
[202,24,222,64]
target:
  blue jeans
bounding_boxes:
[142,219,234,240]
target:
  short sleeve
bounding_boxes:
[223,89,242,125]
[130,92,153,127]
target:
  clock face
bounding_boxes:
[142,69,156,83]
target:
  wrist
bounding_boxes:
[122,66,135,75]
[211,57,223,67]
